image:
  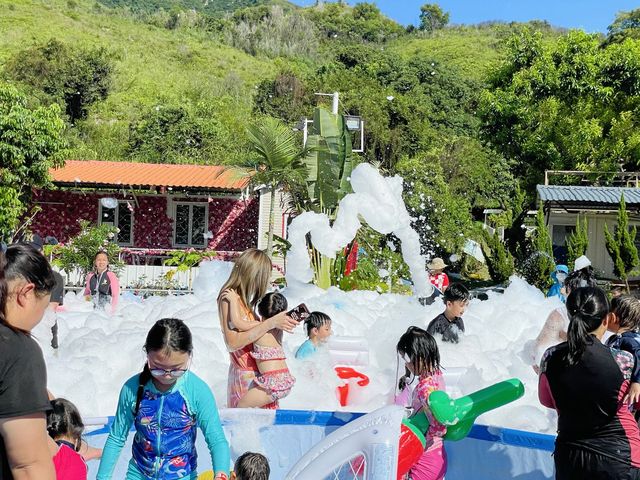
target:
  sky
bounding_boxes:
[290,0,640,33]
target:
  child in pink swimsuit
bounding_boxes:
[235,292,295,407]
[397,326,447,480]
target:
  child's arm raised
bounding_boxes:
[96,377,137,479]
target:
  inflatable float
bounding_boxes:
[287,378,525,479]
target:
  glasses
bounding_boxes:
[148,366,188,378]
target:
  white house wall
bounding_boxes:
[547,210,640,279]
[258,187,288,276]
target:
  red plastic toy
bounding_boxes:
[335,367,370,407]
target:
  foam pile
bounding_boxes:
[36,266,558,433]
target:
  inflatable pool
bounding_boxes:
[85,408,555,479]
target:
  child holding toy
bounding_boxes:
[397,326,447,480]
[295,312,333,360]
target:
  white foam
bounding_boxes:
[37,266,558,434]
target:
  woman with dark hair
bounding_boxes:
[97,318,230,480]
[0,243,56,479]
[538,287,640,479]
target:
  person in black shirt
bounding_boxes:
[539,287,640,480]
[427,283,470,344]
[0,244,56,479]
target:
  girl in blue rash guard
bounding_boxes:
[97,318,230,480]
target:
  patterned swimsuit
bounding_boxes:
[250,330,296,401]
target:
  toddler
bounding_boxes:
[232,452,270,480]
[295,312,333,360]
[47,398,88,480]
[234,292,296,408]
[606,295,640,405]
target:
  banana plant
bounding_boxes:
[303,107,354,212]
[302,107,357,288]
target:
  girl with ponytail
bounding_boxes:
[538,287,640,479]
[97,318,230,480]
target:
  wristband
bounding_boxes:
[214,473,228,480]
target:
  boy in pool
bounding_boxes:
[426,283,470,344]
[295,312,333,359]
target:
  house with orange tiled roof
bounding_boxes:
[30,160,285,264]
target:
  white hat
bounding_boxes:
[573,255,591,271]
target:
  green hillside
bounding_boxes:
[95,0,295,15]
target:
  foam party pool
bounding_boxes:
[36,163,560,478]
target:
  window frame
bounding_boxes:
[172,201,209,248]
[97,200,134,247]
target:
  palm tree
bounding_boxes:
[247,117,309,258]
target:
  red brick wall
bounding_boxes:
[31,190,259,251]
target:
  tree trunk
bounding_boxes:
[266,185,275,258]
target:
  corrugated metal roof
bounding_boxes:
[50,160,252,191]
[537,185,640,205]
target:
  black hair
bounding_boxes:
[611,295,640,331]
[443,283,470,304]
[564,268,597,294]
[234,452,270,480]
[304,311,332,337]
[134,318,193,415]
[565,287,609,365]
[396,326,441,376]
[46,398,84,451]
[257,292,288,319]
[0,244,55,330]
[94,250,109,260]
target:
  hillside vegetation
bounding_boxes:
[5,0,640,276]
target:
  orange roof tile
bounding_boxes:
[50,160,252,191]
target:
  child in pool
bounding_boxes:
[232,452,270,480]
[234,292,296,408]
[295,312,333,360]
[397,326,447,480]
[97,318,230,480]
[46,398,88,480]
[83,251,120,312]
[606,295,640,407]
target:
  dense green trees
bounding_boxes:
[419,3,450,33]
[5,39,113,122]
[0,83,67,240]
[479,28,640,190]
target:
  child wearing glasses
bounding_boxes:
[97,318,230,480]
[396,326,447,480]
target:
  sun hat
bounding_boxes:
[573,255,591,272]
[427,257,448,270]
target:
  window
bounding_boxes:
[99,200,133,246]
[174,202,207,247]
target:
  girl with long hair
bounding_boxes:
[396,326,447,480]
[217,249,297,408]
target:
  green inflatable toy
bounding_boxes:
[406,378,525,441]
